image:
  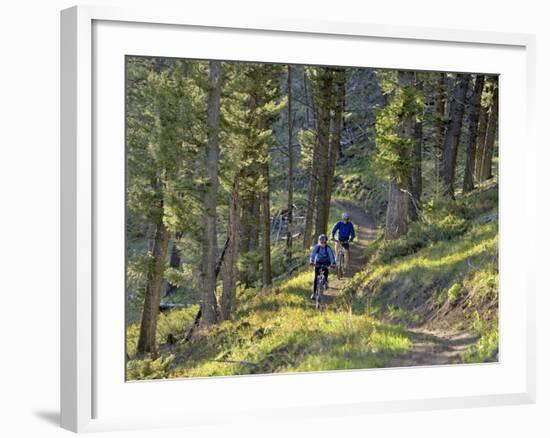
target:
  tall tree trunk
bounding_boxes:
[474,101,489,183]
[221,175,240,321]
[463,74,485,193]
[163,235,181,297]
[260,160,272,289]
[302,69,319,249]
[200,60,221,328]
[249,193,260,276]
[480,83,499,182]
[385,71,415,240]
[285,66,294,267]
[434,73,447,195]
[303,154,317,249]
[440,74,470,199]
[136,218,170,356]
[409,73,423,221]
[302,67,313,129]
[324,68,346,231]
[385,178,409,240]
[313,69,333,238]
[237,193,252,285]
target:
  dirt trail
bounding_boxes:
[323,198,479,367]
[323,198,377,297]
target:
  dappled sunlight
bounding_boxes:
[144,278,418,378]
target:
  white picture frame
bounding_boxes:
[60,4,536,433]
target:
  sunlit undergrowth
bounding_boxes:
[342,182,499,364]
[126,304,199,359]
[462,311,499,363]
[126,270,412,380]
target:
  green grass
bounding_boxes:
[342,183,499,362]
[126,270,413,380]
[459,306,499,363]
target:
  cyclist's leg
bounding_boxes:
[343,241,350,268]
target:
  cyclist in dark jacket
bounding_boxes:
[331,212,356,270]
[309,234,336,300]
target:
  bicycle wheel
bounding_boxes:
[337,251,344,279]
[316,275,325,309]
[343,243,350,275]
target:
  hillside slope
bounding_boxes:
[126,182,499,379]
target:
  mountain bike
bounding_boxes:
[335,240,351,279]
[314,266,328,310]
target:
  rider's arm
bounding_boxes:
[330,221,340,240]
[350,222,356,241]
[309,245,318,264]
[328,247,336,265]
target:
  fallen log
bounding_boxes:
[159,303,192,312]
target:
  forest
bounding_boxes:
[125,56,499,379]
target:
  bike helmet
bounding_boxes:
[342,212,350,220]
[318,234,328,242]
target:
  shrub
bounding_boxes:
[126,354,174,380]
[369,211,468,265]
[447,283,463,303]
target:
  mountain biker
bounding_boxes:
[309,234,336,300]
[331,212,356,271]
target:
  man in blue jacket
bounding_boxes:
[331,212,356,272]
[309,234,336,300]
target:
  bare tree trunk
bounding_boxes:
[434,73,447,195]
[324,68,346,230]
[260,160,272,289]
[302,69,319,249]
[302,67,312,129]
[474,101,489,183]
[285,66,294,267]
[200,60,221,328]
[221,175,240,321]
[314,69,333,238]
[137,219,170,356]
[385,178,409,240]
[302,162,317,249]
[249,194,260,277]
[409,73,423,221]
[237,193,252,285]
[480,83,499,182]
[463,74,485,193]
[440,74,470,199]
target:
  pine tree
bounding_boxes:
[199,60,222,328]
[440,73,470,199]
[127,58,207,355]
[480,79,499,182]
[463,74,485,193]
[374,70,424,239]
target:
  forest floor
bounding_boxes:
[328,198,480,368]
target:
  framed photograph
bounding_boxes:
[61,5,536,433]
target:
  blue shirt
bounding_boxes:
[309,244,336,265]
[331,221,356,241]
